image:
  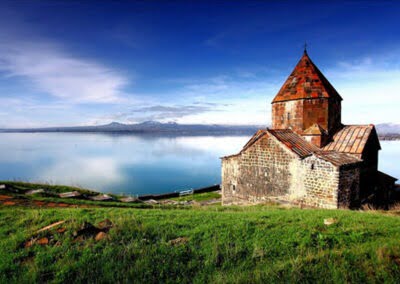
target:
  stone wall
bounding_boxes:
[303,98,329,131]
[272,97,342,137]
[359,133,380,198]
[327,97,342,132]
[222,133,298,205]
[221,133,360,208]
[337,166,360,208]
[300,155,339,209]
[272,100,304,133]
[221,155,241,204]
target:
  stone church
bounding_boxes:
[221,50,397,209]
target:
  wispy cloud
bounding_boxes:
[0,40,129,103]
[326,51,400,124]
[104,103,220,123]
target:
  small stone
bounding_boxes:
[37,237,49,245]
[95,232,108,241]
[324,218,338,226]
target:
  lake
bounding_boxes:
[0,133,398,195]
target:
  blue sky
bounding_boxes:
[0,1,400,127]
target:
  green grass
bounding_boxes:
[170,191,221,202]
[0,181,220,207]
[0,181,98,195]
[1,205,400,283]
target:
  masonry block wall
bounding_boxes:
[337,166,360,208]
[222,134,295,205]
[271,100,304,132]
[301,156,339,209]
[303,99,329,131]
[221,135,358,208]
[327,97,342,133]
[272,97,341,138]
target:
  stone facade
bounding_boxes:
[272,98,341,139]
[221,50,397,209]
[222,133,360,209]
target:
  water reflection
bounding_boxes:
[379,141,400,180]
[0,133,397,195]
[0,133,249,194]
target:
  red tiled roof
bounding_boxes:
[272,51,342,103]
[222,128,364,166]
[315,151,362,167]
[268,129,320,158]
[322,125,380,154]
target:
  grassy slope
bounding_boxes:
[0,181,98,195]
[1,206,400,283]
[0,181,220,208]
[170,191,221,202]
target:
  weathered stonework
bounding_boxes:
[222,133,360,209]
[221,50,397,209]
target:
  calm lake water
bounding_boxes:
[0,133,398,195]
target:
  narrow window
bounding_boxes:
[231,184,236,191]
[287,112,291,121]
[311,163,315,170]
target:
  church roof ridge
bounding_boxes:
[323,124,381,154]
[272,51,343,103]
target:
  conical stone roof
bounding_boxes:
[272,51,342,103]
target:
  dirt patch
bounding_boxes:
[73,220,113,242]
[23,219,114,248]
[0,195,12,201]
[0,195,93,208]
[33,201,46,206]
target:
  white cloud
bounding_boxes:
[157,76,277,125]
[42,157,124,189]
[0,40,130,103]
[326,53,400,124]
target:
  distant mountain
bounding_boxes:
[375,123,400,140]
[2,121,399,139]
[375,123,400,135]
[0,121,263,136]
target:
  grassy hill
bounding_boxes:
[1,205,400,283]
